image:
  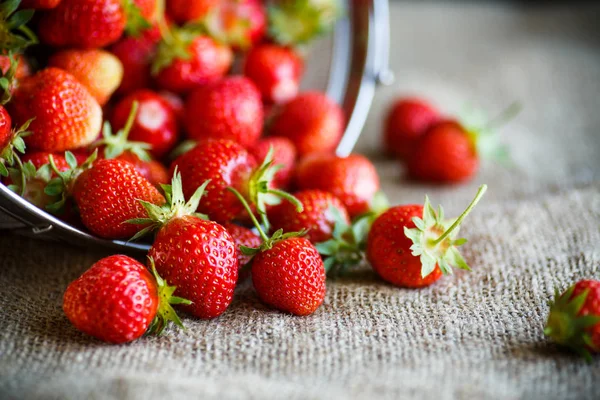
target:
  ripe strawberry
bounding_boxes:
[384,97,440,159]
[203,0,266,50]
[243,44,303,104]
[366,185,487,288]
[20,0,62,9]
[48,49,124,106]
[270,91,344,157]
[184,77,263,148]
[295,153,380,217]
[0,112,31,179]
[131,174,240,319]
[9,68,102,153]
[158,91,184,124]
[223,222,261,267]
[545,280,600,360]
[268,190,349,244]
[0,106,12,155]
[152,29,233,94]
[248,137,296,189]
[110,90,179,159]
[166,0,215,24]
[63,255,188,344]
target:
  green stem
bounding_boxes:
[156,0,175,45]
[267,189,304,212]
[122,101,139,141]
[13,155,25,197]
[483,102,521,132]
[228,187,269,242]
[432,184,487,245]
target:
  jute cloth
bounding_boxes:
[1,3,599,399]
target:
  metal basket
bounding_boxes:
[0,0,392,252]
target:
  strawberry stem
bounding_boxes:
[228,186,269,242]
[155,0,175,45]
[122,101,139,141]
[431,184,487,246]
[267,188,303,212]
[482,102,521,132]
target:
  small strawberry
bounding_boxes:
[268,189,349,244]
[152,27,233,94]
[243,44,303,104]
[63,254,189,344]
[229,187,326,316]
[0,106,13,165]
[269,91,344,157]
[48,49,124,106]
[295,153,380,218]
[110,90,180,159]
[383,97,440,159]
[166,0,216,24]
[184,77,263,148]
[130,173,240,319]
[223,222,261,267]
[366,185,487,288]
[9,67,103,153]
[0,112,31,182]
[203,0,266,50]
[45,152,165,239]
[20,0,61,9]
[248,137,296,189]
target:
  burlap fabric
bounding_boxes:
[1,3,599,399]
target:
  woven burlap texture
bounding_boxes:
[1,3,600,399]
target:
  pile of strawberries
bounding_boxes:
[1,0,597,361]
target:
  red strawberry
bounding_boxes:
[384,97,440,159]
[204,0,266,50]
[158,91,184,124]
[20,0,62,8]
[295,153,380,217]
[0,113,31,179]
[110,90,179,159]
[184,77,263,148]
[115,151,169,187]
[132,174,239,319]
[0,53,31,80]
[166,0,216,23]
[152,30,233,94]
[223,222,261,267]
[229,188,326,316]
[545,280,600,360]
[268,189,349,244]
[270,91,344,157]
[243,44,303,104]
[63,254,188,344]
[48,49,123,106]
[9,68,102,152]
[248,137,296,189]
[366,185,487,288]
[0,106,11,153]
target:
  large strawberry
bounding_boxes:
[366,185,487,288]
[203,0,266,50]
[9,68,102,153]
[229,187,326,316]
[130,173,239,319]
[184,77,263,148]
[248,137,296,189]
[295,153,380,217]
[48,49,124,106]
[269,91,344,157]
[384,97,440,159]
[545,280,600,361]
[110,89,179,159]
[243,44,303,104]
[63,254,189,344]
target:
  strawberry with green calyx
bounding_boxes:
[545,280,600,361]
[367,185,487,288]
[45,150,96,214]
[201,0,266,50]
[228,186,326,316]
[0,0,37,53]
[0,116,32,192]
[268,0,342,47]
[0,52,20,105]
[123,0,153,37]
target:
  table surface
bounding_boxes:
[1,2,600,400]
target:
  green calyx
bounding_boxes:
[0,51,18,105]
[127,170,209,241]
[268,0,342,46]
[544,285,600,362]
[122,0,152,37]
[404,184,487,278]
[44,150,98,214]
[92,101,151,162]
[152,23,199,75]
[6,158,52,200]
[145,256,191,336]
[0,118,31,183]
[0,0,37,53]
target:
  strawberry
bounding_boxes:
[268,189,349,244]
[110,90,179,159]
[203,0,266,50]
[366,185,487,288]
[131,173,240,319]
[269,91,344,157]
[223,222,261,267]
[248,137,296,189]
[158,91,184,124]
[384,97,440,159]
[229,188,326,316]
[0,111,31,180]
[48,49,124,106]
[20,0,61,9]
[295,153,380,218]
[166,0,215,24]
[184,77,263,148]
[9,68,102,153]
[0,106,12,157]
[152,28,233,94]
[63,254,188,344]
[243,44,303,104]
[545,280,600,361]
[0,53,30,81]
